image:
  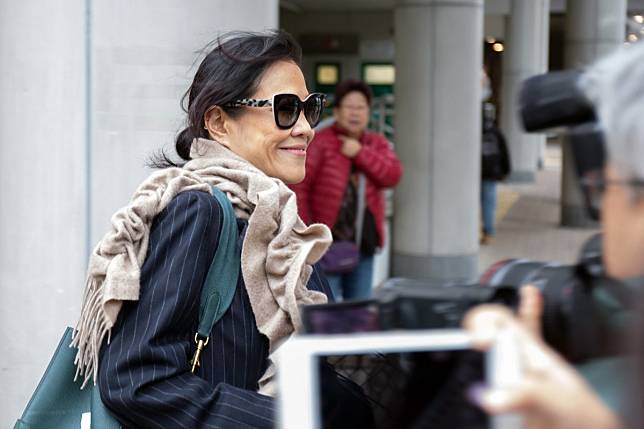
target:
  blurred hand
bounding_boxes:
[339,136,362,159]
[463,286,625,429]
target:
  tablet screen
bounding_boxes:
[316,349,487,429]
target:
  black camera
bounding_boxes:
[304,233,633,364]
[480,233,634,362]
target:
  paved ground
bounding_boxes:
[478,143,600,274]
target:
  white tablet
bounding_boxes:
[276,329,521,429]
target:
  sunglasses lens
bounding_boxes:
[304,95,325,128]
[275,95,300,129]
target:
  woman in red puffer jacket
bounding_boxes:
[290,80,402,300]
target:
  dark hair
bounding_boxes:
[150,30,302,167]
[334,79,373,108]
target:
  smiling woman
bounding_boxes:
[67,30,373,428]
[204,63,326,183]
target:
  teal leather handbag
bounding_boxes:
[14,187,240,428]
[13,327,121,429]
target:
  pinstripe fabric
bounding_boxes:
[98,190,333,428]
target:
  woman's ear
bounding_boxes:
[204,106,233,149]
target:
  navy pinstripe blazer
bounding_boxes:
[98,190,334,428]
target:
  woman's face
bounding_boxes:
[219,60,314,184]
[333,91,370,138]
[601,164,644,280]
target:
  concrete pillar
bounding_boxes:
[500,0,550,182]
[538,0,551,168]
[393,0,483,282]
[538,0,551,73]
[561,0,626,226]
[0,1,278,425]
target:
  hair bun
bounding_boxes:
[175,127,195,161]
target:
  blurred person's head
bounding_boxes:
[585,42,644,280]
[157,30,322,184]
[333,79,372,138]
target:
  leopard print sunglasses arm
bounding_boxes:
[226,98,272,108]
[225,93,326,108]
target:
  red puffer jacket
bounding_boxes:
[290,124,403,247]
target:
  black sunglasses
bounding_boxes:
[226,93,326,130]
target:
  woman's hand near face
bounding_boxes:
[463,288,626,429]
[339,136,362,158]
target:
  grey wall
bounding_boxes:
[0,1,278,425]
[0,1,88,425]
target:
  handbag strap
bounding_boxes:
[354,174,367,246]
[191,186,241,372]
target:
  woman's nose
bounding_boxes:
[291,110,314,140]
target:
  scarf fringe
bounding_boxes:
[71,274,110,388]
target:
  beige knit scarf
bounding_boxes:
[71,138,332,395]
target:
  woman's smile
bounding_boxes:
[279,144,307,157]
